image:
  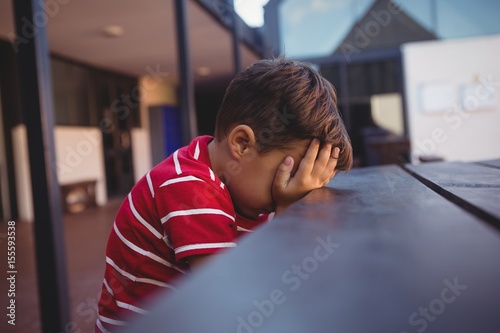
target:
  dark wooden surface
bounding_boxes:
[477,158,500,170]
[405,161,500,227]
[124,163,500,333]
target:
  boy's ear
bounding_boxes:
[227,125,256,159]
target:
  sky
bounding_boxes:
[234,0,270,27]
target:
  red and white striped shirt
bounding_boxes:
[96,136,267,332]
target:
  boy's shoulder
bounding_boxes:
[148,136,226,192]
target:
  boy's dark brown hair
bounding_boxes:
[214,57,353,171]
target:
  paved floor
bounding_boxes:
[0,197,123,333]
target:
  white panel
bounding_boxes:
[402,34,500,163]
[54,126,107,205]
[460,82,497,111]
[418,83,455,114]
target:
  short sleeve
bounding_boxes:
[155,175,237,261]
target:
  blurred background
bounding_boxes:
[0,0,499,332]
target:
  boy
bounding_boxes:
[96,57,352,332]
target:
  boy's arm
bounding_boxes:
[272,139,340,214]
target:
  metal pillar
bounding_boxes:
[12,0,70,332]
[230,1,241,74]
[339,62,351,131]
[262,0,283,58]
[397,54,409,138]
[174,0,198,145]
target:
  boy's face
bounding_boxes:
[227,139,310,218]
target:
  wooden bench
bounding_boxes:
[124,159,500,333]
[60,180,97,214]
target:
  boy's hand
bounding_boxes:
[272,139,340,214]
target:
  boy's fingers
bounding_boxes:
[311,143,332,178]
[273,156,294,190]
[326,147,340,170]
[320,147,340,183]
[296,139,320,175]
[331,146,340,160]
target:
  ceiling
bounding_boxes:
[0,0,260,84]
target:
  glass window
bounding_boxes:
[278,0,500,59]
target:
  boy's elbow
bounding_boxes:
[187,254,217,272]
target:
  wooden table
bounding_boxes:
[124,160,500,333]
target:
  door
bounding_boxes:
[94,72,135,198]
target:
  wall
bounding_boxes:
[0,88,10,219]
[138,76,178,171]
[11,76,178,222]
[12,126,33,222]
[371,93,404,136]
[12,125,107,222]
[402,34,500,163]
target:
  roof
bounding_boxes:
[334,0,436,55]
